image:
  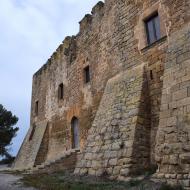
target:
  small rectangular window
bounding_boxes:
[145,13,161,45]
[84,66,90,84]
[58,83,64,99]
[35,101,39,116]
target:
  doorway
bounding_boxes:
[71,117,80,149]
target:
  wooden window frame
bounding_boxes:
[145,13,161,45]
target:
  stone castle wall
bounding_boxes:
[154,24,190,187]
[29,0,167,165]
[13,0,190,187]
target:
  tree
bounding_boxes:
[0,104,19,158]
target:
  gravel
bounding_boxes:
[0,173,37,190]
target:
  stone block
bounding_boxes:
[109,158,118,166]
[79,168,88,175]
[85,153,93,160]
[169,155,178,165]
[113,166,121,175]
[88,168,96,175]
[181,180,190,187]
[120,168,130,176]
[180,153,190,164]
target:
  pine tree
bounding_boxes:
[0,104,19,158]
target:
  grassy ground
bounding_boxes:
[21,171,184,190]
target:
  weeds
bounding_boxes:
[21,172,184,190]
[130,164,158,177]
[160,184,184,190]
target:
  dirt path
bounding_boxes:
[0,173,36,190]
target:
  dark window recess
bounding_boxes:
[29,125,36,141]
[58,83,64,99]
[35,101,39,116]
[145,13,161,45]
[150,70,154,80]
[84,66,90,83]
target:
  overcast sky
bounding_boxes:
[0,0,102,156]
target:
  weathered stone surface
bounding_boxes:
[13,0,190,188]
[13,121,48,169]
[155,23,190,187]
[75,65,151,178]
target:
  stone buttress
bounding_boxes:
[75,64,152,180]
[13,121,48,170]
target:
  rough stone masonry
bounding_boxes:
[13,0,190,188]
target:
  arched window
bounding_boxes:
[71,117,80,149]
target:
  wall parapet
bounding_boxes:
[79,1,104,34]
[33,1,105,79]
[33,35,77,79]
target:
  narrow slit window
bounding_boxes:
[29,125,36,141]
[150,70,154,80]
[35,101,39,116]
[84,66,90,84]
[58,83,64,100]
[145,13,161,45]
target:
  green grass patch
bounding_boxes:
[21,172,183,190]
[130,164,158,177]
[159,184,184,190]
[21,172,144,190]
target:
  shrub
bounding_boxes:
[0,156,15,165]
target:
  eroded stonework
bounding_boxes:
[14,0,190,188]
[75,64,151,179]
